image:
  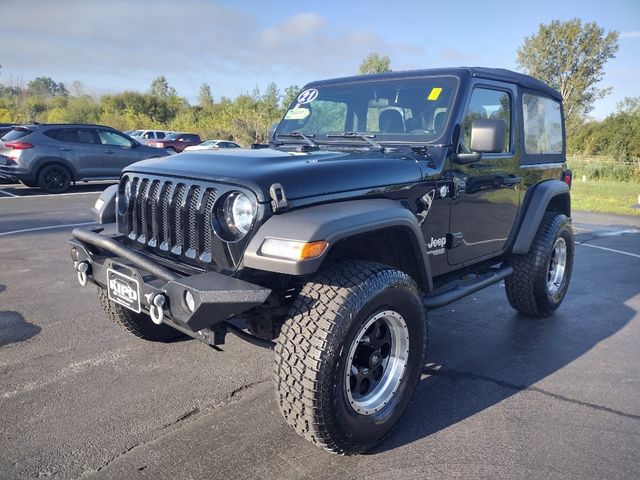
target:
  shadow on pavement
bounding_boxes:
[373,274,638,453]
[0,310,42,347]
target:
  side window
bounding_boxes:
[98,130,133,147]
[523,94,563,154]
[461,87,511,153]
[56,129,97,144]
[156,132,165,139]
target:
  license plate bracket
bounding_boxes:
[107,268,141,313]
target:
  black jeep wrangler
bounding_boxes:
[69,67,574,454]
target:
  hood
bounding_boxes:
[124,148,423,203]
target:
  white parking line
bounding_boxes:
[0,191,101,199]
[0,221,95,237]
[0,189,18,197]
[578,242,640,259]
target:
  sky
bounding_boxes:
[1,0,638,119]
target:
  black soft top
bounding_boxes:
[309,67,562,101]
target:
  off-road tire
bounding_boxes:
[274,261,427,454]
[506,212,574,317]
[38,164,71,194]
[98,287,185,342]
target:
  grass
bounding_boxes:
[571,180,640,216]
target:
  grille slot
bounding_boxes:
[123,175,218,264]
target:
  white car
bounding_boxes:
[183,140,241,152]
[129,130,175,143]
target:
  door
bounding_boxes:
[97,129,145,176]
[448,83,521,265]
[54,128,103,178]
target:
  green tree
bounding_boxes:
[516,18,618,130]
[148,76,177,98]
[281,85,300,109]
[198,83,214,108]
[358,53,391,75]
[27,76,68,97]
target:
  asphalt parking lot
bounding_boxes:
[1,182,639,480]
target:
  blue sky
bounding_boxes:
[2,0,638,119]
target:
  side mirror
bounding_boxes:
[455,119,506,164]
[470,119,506,153]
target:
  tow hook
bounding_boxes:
[76,261,90,287]
[150,294,166,325]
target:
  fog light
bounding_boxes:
[184,290,196,312]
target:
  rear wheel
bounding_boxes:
[38,164,71,193]
[506,212,574,317]
[274,261,427,454]
[98,288,185,342]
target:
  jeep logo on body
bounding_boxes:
[427,236,446,249]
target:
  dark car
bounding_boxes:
[70,67,573,454]
[146,132,202,153]
[0,124,168,193]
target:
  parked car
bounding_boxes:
[130,130,175,144]
[0,124,167,193]
[146,132,201,153]
[183,140,241,152]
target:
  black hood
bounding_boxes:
[124,148,424,203]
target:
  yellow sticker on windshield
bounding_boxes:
[427,87,443,101]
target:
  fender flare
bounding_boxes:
[33,156,78,182]
[244,199,433,289]
[512,180,570,254]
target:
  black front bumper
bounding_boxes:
[69,225,271,333]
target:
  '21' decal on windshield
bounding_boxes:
[297,88,319,104]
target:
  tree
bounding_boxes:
[516,19,618,130]
[27,76,68,97]
[148,76,177,98]
[358,53,391,75]
[198,83,214,108]
[282,85,300,109]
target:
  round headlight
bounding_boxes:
[223,192,256,238]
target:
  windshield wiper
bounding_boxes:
[275,131,318,147]
[325,132,383,151]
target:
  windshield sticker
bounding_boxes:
[427,87,443,101]
[297,88,319,104]
[284,107,311,120]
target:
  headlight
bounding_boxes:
[222,192,256,238]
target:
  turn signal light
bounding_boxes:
[260,239,329,261]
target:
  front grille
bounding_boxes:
[122,175,218,264]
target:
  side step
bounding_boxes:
[423,265,513,310]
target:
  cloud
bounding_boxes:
[620,31,640,39]
[0,0,427,99]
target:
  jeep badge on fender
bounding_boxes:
[69,67,573,454]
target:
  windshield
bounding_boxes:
[129,130,143,137]
[276,76,458,145]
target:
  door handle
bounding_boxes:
[59,147,72,151]
[104,150,114,154]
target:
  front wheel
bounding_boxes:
[98,288,185,342]
[506,212,574,317]
[274,261,427,454]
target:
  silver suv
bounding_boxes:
[0,124,167,193]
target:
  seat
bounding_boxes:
[434,111,447,132]
[379,109,404,133]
